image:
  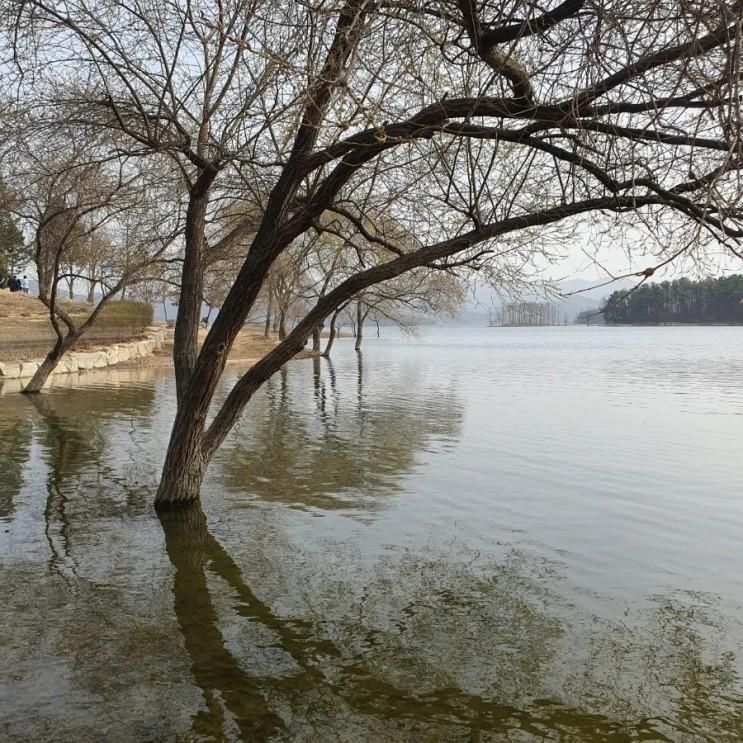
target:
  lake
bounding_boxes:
[1,325,743,741]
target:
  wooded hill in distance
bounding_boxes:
[604,276,743,324]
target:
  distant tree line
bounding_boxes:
[490,302,566,327]
[604,276,743,324]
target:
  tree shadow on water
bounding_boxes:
[8,385,160,586]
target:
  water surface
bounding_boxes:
[1,326,742,741]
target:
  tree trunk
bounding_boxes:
[22,336,75,394]
[264,289,272,338]
[311,323,322,353]
[87,280,96,304]
[157,221,290,508]
[354,302,364,352]
[322,308,341,357]
[174,189,210,404]
[278,310,287,341]
[155,411,209,507]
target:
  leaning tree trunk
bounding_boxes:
[354,302,364,352]
[322,308,341,357]
[22,336,75,393]
[155,405,210,507]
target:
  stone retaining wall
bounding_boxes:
[0,326,166,381]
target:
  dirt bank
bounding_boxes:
[0,286,312,372]
[0,290,152,362]
[115,325,312,369]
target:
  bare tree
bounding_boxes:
[5,0,742,505]
[491,300,562,326]
[3,133,182,391]
[349,269,464,351]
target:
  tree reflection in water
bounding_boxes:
[220,355,463,511]
[23,378,158,579]
[2,365,742,741]
[0,394,32,521]
[160,508,743,742]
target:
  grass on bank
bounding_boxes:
[0,290,154,361]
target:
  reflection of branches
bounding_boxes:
[157,508,539,737]
[158,510,743,739]
[42,478,77,584]
[26,380,157,538]
[0,414,32,521]
[311,355,327,419]
[221,361,462,510]
[160,506,336,739]
[28,393,81,582]
[356,349,364,426]
[160,506,284,739]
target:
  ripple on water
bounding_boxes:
[1,326,743,740]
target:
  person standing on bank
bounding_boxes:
[21,276,29,294]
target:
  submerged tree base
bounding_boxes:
[154,378,215,508]
[155,477,206,509]
[156,499,208,532]
[21,343,71,394]
[155,449,207,508]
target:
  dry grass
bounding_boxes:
[221,326,283,362]
[0,291,85,360]
[0,290,306,366]
[120,325,310,369]
[0,290,152,361]
[0,289,87,321]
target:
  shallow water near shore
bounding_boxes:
[1,325,743,741]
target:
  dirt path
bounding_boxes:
[116,325,310,369]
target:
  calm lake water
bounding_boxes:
[1,326,743,741]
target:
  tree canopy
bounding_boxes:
[2,0,742,503]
